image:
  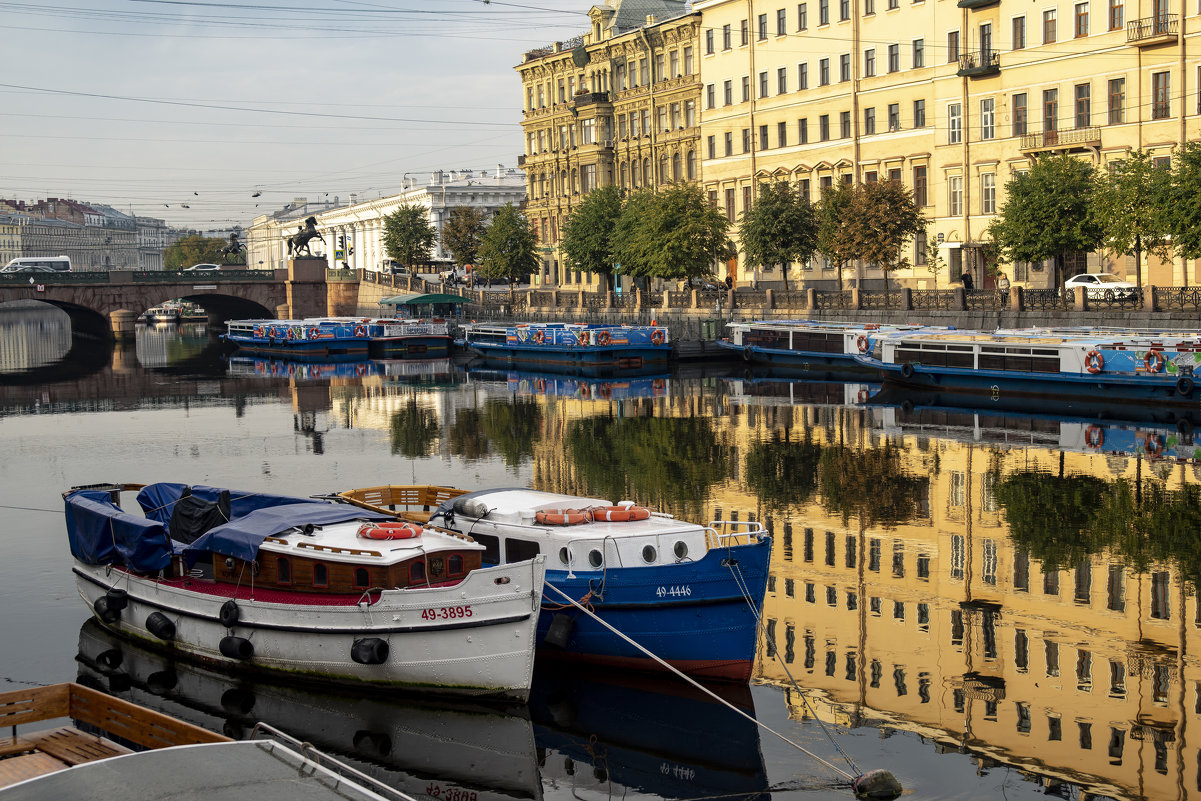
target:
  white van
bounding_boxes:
[2,256,71,273]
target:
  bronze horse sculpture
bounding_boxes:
[287,217,325,257]
[219,232,245,264]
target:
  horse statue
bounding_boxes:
[287,216,325,257]
[219,232,245,264]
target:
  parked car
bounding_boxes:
[2,256,71,273]
[184,263,220,272]
[439,266,469,284]
[1063,272,1137,300]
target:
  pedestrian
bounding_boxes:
[997,272,1010,304]
[724,275,733,291]
[961,271,974,291]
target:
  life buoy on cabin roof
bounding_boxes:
[358,521,422,540]
[535,508,592,525]
[591,505,651,522]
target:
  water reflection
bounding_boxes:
[0,303,72,372]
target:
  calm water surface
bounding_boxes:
[1,306,1197,801]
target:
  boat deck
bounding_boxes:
[0,726,133,789]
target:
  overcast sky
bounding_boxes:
[0,0,586,230]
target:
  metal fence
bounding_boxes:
[965,290,1005,311]
[1086,288,1142,310]
[815,290,852,310]
[1155,287,1201,311]
[911,290,954,310]
[1024,288,1070,311]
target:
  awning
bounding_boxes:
[379,293,469,306]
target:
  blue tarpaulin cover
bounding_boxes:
[65,489,174,574]
[136,483,324,528]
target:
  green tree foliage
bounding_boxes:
[441,206,488,268]
[839,180,926,305]
[564,414,732,518]
[1168,142,1201,272]
[743,432,822,511]
[561,185,624,292]
[612,185,732,282]
[477,204,539,298]
[382,204,437,272]
[1093,149,1172,290]
[389,399,439,458]
[992,471,1110,570]
[481,397,542,468]
[986,154,1103,288]
[738,181,818,291]
[814,182,854,291]
[163,235,226,270]
[818,443,927,527]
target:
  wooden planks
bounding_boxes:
[30,727,131,766]
[0,685,69,730]
[0,752,67,789]
[66,683,228,749]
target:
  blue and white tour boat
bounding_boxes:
[460,322,671,372]
[224,317,450,360]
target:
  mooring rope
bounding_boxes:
[541,581,856,783]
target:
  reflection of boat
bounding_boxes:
[65,482,546,700]
[718,320,931,377]
[224,317,450,359]
[73,619,543,801]
[461,322,671,373]
[466,366,670,400]
[227,356,458,383]
[529,665,768,801]
[723,373,880,407]
[338,485,771,682]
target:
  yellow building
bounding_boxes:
[516,0,703,289]
[694,0,1199,290]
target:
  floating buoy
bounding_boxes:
[351,637,390,665]
[219,636,254,660]
[852,769,902,800]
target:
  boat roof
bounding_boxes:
[728,320,932,331]
[441,489,701,536]
[257,518,483,565]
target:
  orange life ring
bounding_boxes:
[354,324,367,338]
[254,326,264,337]
[598,383,612,398]
[354,363,367,376]
[1144,434,1165,457]
[578,384,591,398]
[863,324,879,330]
[286,327,295,340]
[1084,350,1104,374]
[576,330,588,346]
[1144,350,1165,373]
[598,330,612,346]
[535,378,546,392]
[857,389,870,404]
[856,334,870,353]
[1085,425,1104,449]
[652,378,666,390]
[307,327,320,339]
[651,329,665,345]
[311,365,322,378]
[358,521,422,540]
[534,509,592,525]
[533,329,546,344]
[591,505,651,522]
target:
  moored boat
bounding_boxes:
[224,317,450,360]
[718,319,933,377]
[64,482,546,701]
[338,485,771,683]
[461,322,671,373]
[142,305,181,324]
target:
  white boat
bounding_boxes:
[64,483,546,701]
[718,319,935,377]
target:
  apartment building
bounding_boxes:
[695,0,1197,289]
[517,0,702,289]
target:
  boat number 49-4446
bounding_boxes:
[656,585,692,597]
[421,605,473,620]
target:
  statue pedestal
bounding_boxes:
[286,257,328,318]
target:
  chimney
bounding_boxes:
[646,14,657,24]
[496,163,503,178]
[348,194,357,205]
[432,170,444,185]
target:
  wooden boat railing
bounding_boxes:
[336,485,467,523]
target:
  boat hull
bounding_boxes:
[468,342,670,369]
[534,539,771,682]
[73,557,545,701]
[715,338,872,377]
[369,335,451,359]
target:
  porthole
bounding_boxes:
[673,541,689,560]
[559,547,572,566]
[641,545,657,564]
[588,549,603,568]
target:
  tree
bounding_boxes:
[612,185,732,284]
[561,185,624,292]
[1168,142,1201,283]
[1093,149,1172,291]
[814,182,854,291]
[163,235,225,270]
[477,204,539,302]
[738,181,818,291]
[382,203,437,273]
[441,206,488,269]
[986,154,1103,288]
[839,180,926,306]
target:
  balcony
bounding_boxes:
[957,0,999,9]
[957,49,1000,77]
[572,91,611,109]
[1127,14,1178,46]
[1019,126,1102,153]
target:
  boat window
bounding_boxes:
[642,545,657,563]
[896,343,974,369]
[979,346,1062,374]
[505,538,541,563]
[588,549,604,568]
[792,331,843,354]
[473,533,501,564]
[354,567,370,588]
[558,546,572,566]
[674,541,689,560]
[746,329,790,351]
[276,557,291,585]
[312,563,328,587]
[448,554,464,575]
[410,561,426,583]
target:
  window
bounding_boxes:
[1075,82,1091,127]
[1109,0,1123,29]
[669,50,679,78]
[354,567,369,588]
[742,128,752,152]
[1013,92,1028,135]
[777,120,787,146]
[799,63,809,89]
[448,554,464,575]
[1075,1,1089,36]
[725,187,735,220]
[982,173,996,213]
[948,103,962,143]
[947,30,960,61]
[914,165,928,206]
[865,0,874,12]
[819,114,830,140]
[1043,9,1057,43]
[864,48,876,77]
[913,98,926,127]
[799,117,809,143]
[741,18,749,45]
[888,43,900,72]
[706,84,715,109]
[312,562,328,587]
[759,71,769,98]
[778,67,788,94]
[819,0,829,24]
[820,58,830,85]
[912,38,924,68]
[865,106,876,134]
[1152,571,1170,618]
[915,230,927,265]
[706,28,714,54]
[723,80,733,105]
[1044,88,1059,132]
[840,110,851,137]
[950,534,965,579]
[758,12,768,38]
[409,560,426,583]
[1152,71,1170,119]
[722,23,732,49]
[707,135,716,159]
[1013,15,1026,48]
[759,124,769,150]
[840,54,851,82]
[276,557,291,585]
[981,97,995,138]
[1108,78,1125,123]
[778,7,788,33]
[798,2,808,28]
[949,175,963,216]
[980,21,993,56]
[888,102,900,129]
[683,46,693,74]
[840,0,850,19]
[723,131,733,156]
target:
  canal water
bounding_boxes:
[1,303,1196,801]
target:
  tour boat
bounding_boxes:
[142,305,181,324]
[460,322,671,372]
[224,317,450,360]
[855,328,1201,420]
[718,319,936,377]
[338,485,771,682]
[64,482,546,701]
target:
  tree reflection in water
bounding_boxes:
[448,407,491,461]
[482,397,542,468]
[817,442,927,527]
[389,398,439,458]
[743,432,821,512]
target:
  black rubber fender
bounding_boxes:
[351,637,390,665]
[94,595,121,624]
[219,599,240,628]
[219,636,254,660]
[146,611,176,641]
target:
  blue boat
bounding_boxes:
[466,366,671,400]
[224,317,450,360]
[718,319,934,377]
[338,486,771,682]
[461,322,671,372]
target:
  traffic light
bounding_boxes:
[338,234,345,248]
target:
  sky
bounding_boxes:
[0,0,588,230]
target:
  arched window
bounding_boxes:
[643,158,652,186]
[571,168,579,193]
[354,567,369,588]
[686,150,697,180]
[276,557,291,585]
[659,155,670,183]
[672,153,682,182]
[312,563,328,587]
[448,554,464,575]
[410,561,427,583]
[631,160,640,188]
[620,162,628,189]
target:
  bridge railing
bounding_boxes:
[131,270,275,282]
[0,271,110,284]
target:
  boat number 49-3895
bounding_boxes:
[426,783,478,801]
[656,585,692,597]
[421,605,473,620]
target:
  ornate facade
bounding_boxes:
[517,0,702,289]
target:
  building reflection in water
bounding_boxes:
[0,302,71,372]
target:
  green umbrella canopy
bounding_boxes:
[379,293,469,306]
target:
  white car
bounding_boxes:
[1064,272,1137,300]
[184,263,220,272]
